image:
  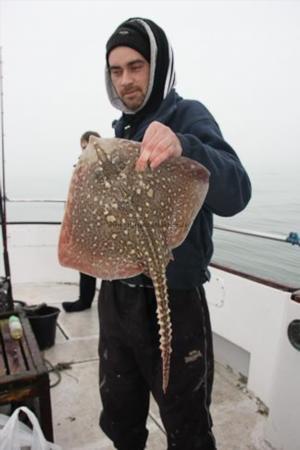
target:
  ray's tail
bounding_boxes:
[151,269,172,394]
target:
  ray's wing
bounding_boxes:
[59,138,147,279]
[163,157,210,248]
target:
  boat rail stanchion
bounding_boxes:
[286,232,300,247]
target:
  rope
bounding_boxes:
[43,358,73,388]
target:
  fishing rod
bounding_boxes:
[0,46,14,310]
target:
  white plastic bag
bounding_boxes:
[0,406,61,450]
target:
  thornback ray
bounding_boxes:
[58,137,210,393]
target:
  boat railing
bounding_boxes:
[5,197,299,246]
[2,198,300,292]
[214,225,300,247]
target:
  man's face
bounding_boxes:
[108,46,150,111]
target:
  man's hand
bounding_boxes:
[135,121,183,172]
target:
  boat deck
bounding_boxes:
[10,282,271,450]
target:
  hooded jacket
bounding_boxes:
[105,18,252,289]
[112,89,251,288]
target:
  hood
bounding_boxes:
[105,17,176,116]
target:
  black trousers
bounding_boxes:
[79,272,96,305]
[98,280,216,450]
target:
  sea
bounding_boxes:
[213,168,299,289]
[3,168,300,290]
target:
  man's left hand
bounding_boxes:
[135,121,182,172]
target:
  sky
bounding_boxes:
[0,0,300,200]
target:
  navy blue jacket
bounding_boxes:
[113,89,251,288]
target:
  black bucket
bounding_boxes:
[26,305,60,350]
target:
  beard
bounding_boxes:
[120,87,146,111]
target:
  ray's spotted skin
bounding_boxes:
[59,136,210,392]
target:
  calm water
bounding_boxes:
[4,169,300,289]
[213,169,299,288]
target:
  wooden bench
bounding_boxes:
[0,310,53,440]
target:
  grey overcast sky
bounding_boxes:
[1,0,300,199]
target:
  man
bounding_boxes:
[98,18,251,450]
[62,131,100,313]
